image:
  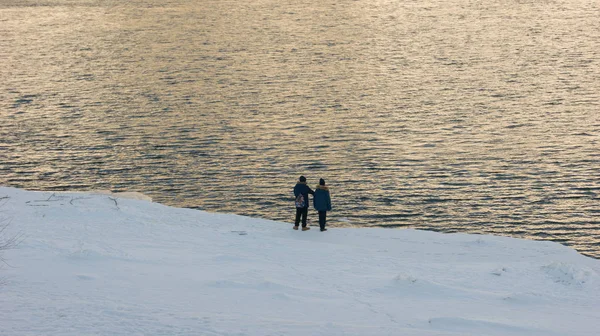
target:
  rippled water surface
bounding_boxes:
[1,0,599,256]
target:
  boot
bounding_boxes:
[302,227,310,231]
[293,226,299,230]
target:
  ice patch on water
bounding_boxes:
[42,189,153,202]
[85,190,153,202]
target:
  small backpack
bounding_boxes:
[295,193,305,208]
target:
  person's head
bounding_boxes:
[299,176,306,183]
[319,178,325,186]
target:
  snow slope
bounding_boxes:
[1,187,599,336]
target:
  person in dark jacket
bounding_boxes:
[313,178,332,232]
[293,175,314,231]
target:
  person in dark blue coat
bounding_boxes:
[313,178,332,232]
[293,175,314,231]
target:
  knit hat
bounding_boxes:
[299,176,307,182]
[319,178,325,186]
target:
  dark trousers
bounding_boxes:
[318,211,327,230]
[295,207,308,227]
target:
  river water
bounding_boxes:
[1,0,599,257]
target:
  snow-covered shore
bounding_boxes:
[1,186,599,336]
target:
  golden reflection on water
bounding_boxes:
[0,0,599,256]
